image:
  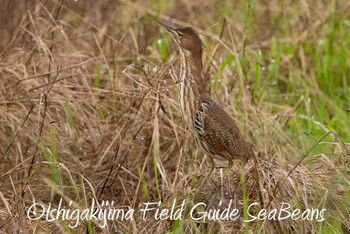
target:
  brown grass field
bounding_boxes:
[0,0,349,233]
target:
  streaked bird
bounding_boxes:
[155,20,254,179]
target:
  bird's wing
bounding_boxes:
[199,100,251,160]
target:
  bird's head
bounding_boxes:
[155,20,203,58]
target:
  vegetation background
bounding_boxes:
[0,0,349,233]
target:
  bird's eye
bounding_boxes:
[177,31,183,37]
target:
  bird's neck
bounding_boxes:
[178,50,207,131]
[179,50,206,94]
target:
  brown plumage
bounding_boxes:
[155,20,253,165]
[195,99,253,161]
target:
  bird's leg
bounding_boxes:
[223,159,233,176]
[201,157,215,186]
[194,157,215,200]
[209,157,215,180]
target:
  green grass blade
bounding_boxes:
[154,142,161,201]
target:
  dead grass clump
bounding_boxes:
[0,0,349,233]
[194,160,318,233]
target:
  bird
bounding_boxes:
[155,20,254,180]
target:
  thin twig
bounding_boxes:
[205,18,226,73]
[98,77,160,197]
[266,131,332,208]
[22,68,61,197]
[0,104,35,164]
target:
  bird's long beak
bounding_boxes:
[153,19,183,38]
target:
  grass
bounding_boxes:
[240,169,249,233]
[0,0,349,233]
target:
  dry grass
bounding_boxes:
[0,0,349,233]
